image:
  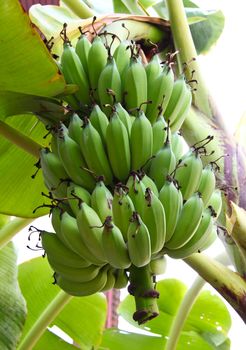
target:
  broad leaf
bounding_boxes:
[0,243,26,350]
[0,115,50,217]
[119,279,231,349]
[113,0,146,15]
[18,257,107,349]
[33,330,78,350]
[0,0,65,97]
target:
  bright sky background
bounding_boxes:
[13,1,246,349]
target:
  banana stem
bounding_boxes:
[184,253,246,323]
[165,0,211,117]
[128,264,159,325]
[62,0,94,18]
[165,277,205,350]
[0,121,41,158]
[17,291,72,350]
[0,217,33,249]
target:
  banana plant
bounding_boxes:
[0,0,245,349]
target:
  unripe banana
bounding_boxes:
[114,102,132,136]
[150,256,167,275]
[130,110,153,171]
[171,132,185,161]
[106,112,131,181]
[164,76,190,126]
[206,189,222,218]
[91,179,113,222]
[159,178,183,241]
[170,87,192,132]
[165,207,216,259]
[165,192,204,249]
[146,63,174,124]
[126,173,146,216]
[198,164,216,206]
[102,216,131,269]
[101,268,116,292]
[113,40,131,75]
[57,126,95,191]
[114,269,128,289]
[145,54,161,84]
[123,56,148,114]
[66,182,91,216]
[40,148,68,197]
[75,33,91,75]
[149,137,176,190]
[41,231,89,268]
[152,116,168,155]
[87,36,108,99]
[60,42,90,104]
[76,202,107,263]
[98,56,122,114]
[55,265,109,296]
[48,258,100,283]
[80,118,113,184]
[142,188,166,254]
[175,150,203,200]
[112,185,135,241]
[127,212,151,267]
[140,173,159,197]
[89,104,109,146]
[68,113,83,145]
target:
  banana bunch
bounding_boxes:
[36,27,223,324]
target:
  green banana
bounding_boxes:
[198,164,216,206]
[165,207,216,259]
[127,212,151,267]
[60,42,90,105]
[75,33,91,75]
[145,54,161,85]
[102,216,131,269]
[114,102,132,136]
[130,110,153,171]
[87,36,108,99]
[40,148,68,197]
[164,76,191,127]
[206,189,222,218]
[146,63,174,124]
[175,150,203,200]
[150,256,167,275]
[165,192,204,249]
[112,184,135,241]
[101,268,116,292]
[142,188,166,254]
[41,230,89,268]
[114,269,128,289]
[106,112,131,181]
[91,179,113,222]
[68,113,83,145]
[159,179,183,241]
[89,104,109,146]
[80,118,113,184]
[98,56,122,114]
[113,40,131,76]
[171,132,185,161]
[57,126,95,191]
[149,135,176,190]
[55,265,109,296]
[76,202,107,263]
[170,87,192,132]
[126,173,146,216]
[66,182,91,216]
[48,258,100,283]
[152,116,168,155]
[123,56,147,114]
[140,173,159,197]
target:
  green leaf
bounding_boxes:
[190,10,225,54]
[0,243,26,350]
[33,330,78,350]
[0,115,50,217]
[118,279,231,349]
[0,0,65,97]
[18,257,107,349]
[113,0,146,15]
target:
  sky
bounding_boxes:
[12,0,246,349]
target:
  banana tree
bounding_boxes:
[0,0,245,349]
